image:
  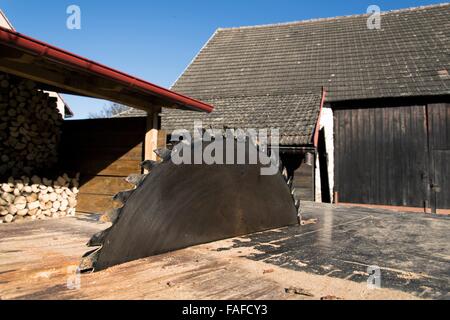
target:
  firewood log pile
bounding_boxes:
[0,72,63,177]
[0,173,79,224]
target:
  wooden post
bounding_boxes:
[144,107,161,173]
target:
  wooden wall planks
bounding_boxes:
[334,104,429,207]
[428,103,450,209]
[60,117,146,214]
[334,100,450,210]
[293,162,314,201]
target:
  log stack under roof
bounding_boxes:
[0,72,62,177]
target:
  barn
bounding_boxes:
[117,4,450,213]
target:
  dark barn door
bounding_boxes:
[334,105,429,207]
[428,103,450,210]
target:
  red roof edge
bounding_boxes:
[0,26,213,113]
[313,87,327,147]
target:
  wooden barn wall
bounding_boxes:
[293,161,314,201]
[334,100,450,210]
[59,118,146,214]
[428,103,450,209]
[334,104,429,207]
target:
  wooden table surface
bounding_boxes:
[2,202,445,300]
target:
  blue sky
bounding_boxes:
[0,0,444,119]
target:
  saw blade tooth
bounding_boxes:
[125,173,147,187]
[125,173,142,185]
[153,148,172,161]
[295,199,300,210]
[113,189,134,204]
[79,248,101,273]
[297,207,303,225]
[291,188,296,196]
[87,227,111,247]
[287,177,293,187]
[282,167,288,180]
[99,208,122,223]
[140,160,158,171]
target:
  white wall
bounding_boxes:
[46,91,67,116]
[314,107,334,202]
[0,10,12,28]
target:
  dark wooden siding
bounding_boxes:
[428,103,450,209]
[60,118,146,214]
[293,161,314,201]
[334,104,429,207]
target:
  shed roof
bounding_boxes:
[164,92,324,146]
[0,26,213,113]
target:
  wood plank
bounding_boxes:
[63,117,146,134]
[428,103,450,209]
[293,162,314,201]
[333,110,340,200]
[433,150,450,209]
[65,159,141,177]
[374,107,382,204]
[158,129,167,148]
[60,144,144,162]
[62,133,144,148]
[345,108,354,202]
[144,109,161,167]
[79,176,133,195]
[76,193,121,214]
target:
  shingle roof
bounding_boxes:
[161,92,323,145]
[172,3,450,101]
[119,4,450,145]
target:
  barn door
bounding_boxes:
[427,103,450,211]
[334,105,429,207]
[431,151,450,210]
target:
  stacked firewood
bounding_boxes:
[0,73,63,177]
[0,173,79,223]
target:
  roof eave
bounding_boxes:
[0,26,213,113]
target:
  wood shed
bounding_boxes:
[0,24,213,218]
